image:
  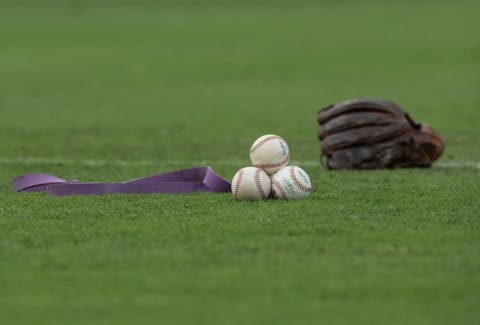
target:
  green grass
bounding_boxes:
[1,1,479,324]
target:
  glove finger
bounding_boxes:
[319,112,400,140]
[321,122,411,154]
[318,98,405,124]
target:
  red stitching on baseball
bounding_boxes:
[254,168,267,199]
[234,169,244,198]
[250,135,283,154]
[272,179,287,199]
[289,166,312,192]
[254,156,289,169]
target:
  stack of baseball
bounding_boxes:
[231,134,313,200]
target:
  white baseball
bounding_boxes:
[271,166,312,200]
[231,167,272,201]
[249,134,290,175]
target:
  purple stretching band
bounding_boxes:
[13,166,231,196]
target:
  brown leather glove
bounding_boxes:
[317,98,445,169]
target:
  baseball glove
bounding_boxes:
[317,98,445,169]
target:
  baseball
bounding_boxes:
[249,134,290,175]
[271,166,312,200]
[231,167,271,201]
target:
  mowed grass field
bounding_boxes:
[1,1,479,324]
